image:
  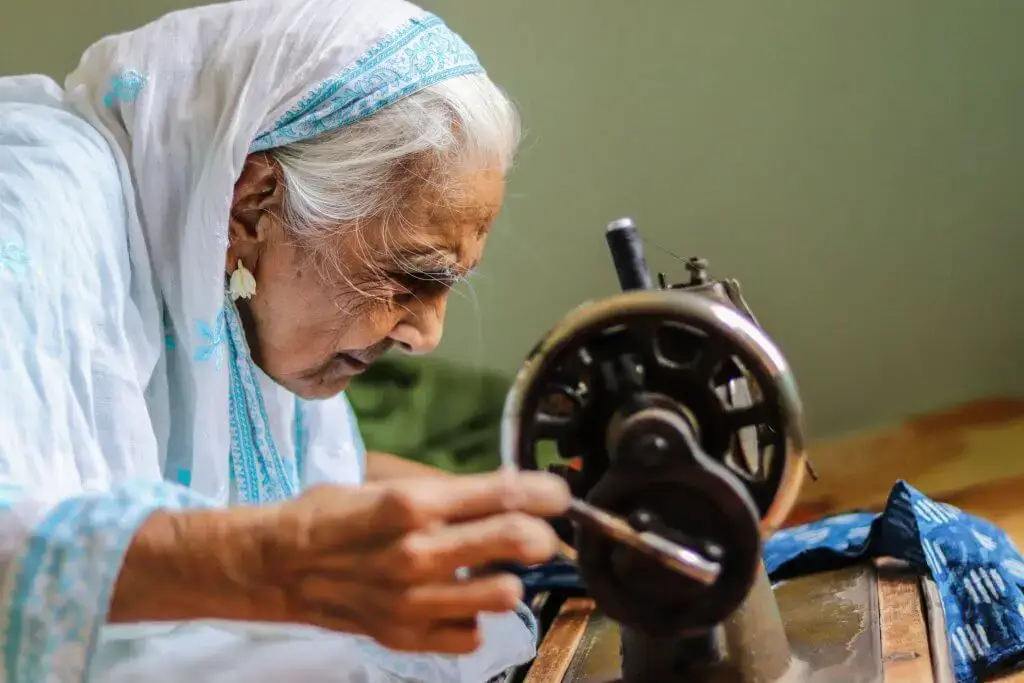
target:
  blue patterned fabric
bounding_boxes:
[293,396,307,481]
[507,561,582,605]
[0,482,211,682]
[223,294,300,505]
[250,14,484,152]
[519,482,1024,682]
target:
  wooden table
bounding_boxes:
[529,397,1024,683]
[789,397,1024,531]
[801,398,1024,680]
[798,397,1024,681]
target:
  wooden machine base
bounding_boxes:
[520,559,1024,683]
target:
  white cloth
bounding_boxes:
[0,1,535,681]
[94,615,533,683]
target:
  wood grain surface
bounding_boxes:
[524,598,595,683]
[877,561,934,683]
[789,397,1024,526]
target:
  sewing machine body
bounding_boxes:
[501,218,961,683]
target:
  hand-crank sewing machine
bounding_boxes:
[500,218,960,683]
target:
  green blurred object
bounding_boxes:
[345,355,512,474]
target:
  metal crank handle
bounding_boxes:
[566,498,722,586]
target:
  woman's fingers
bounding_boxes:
[296,471,570,551]
[432,470,571,522]
[368,471,571,534]
[300,507,560,582]
[307,509,557,586]
[277,472,569,654]
[399,574,524,620]
[300,572,523,623]
[382,511,561,581]
[297,575,518,654]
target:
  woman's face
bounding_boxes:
[226,154,505,400]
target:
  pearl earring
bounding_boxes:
[229,260,257,301]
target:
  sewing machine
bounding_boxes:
[500,218,960,683]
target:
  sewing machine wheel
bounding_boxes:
[502,290,806,533]
[576,458,763,636]
[501,290,807,635]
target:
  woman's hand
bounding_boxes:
[110,471,569,653]
[261,471,570,654]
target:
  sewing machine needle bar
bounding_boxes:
[566,498,722,586]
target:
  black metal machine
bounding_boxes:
[500,218,901,683]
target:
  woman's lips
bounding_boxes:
[337,353,369,374]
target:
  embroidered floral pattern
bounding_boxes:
[193,310,226,371]
[223,295,299,504]
[250,15,483,152]
[103,68,147,107]
[0,243,29,280]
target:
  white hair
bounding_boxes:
[271,72,520,272]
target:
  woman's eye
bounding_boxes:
[389,271,456,302]
[388,275,417,301]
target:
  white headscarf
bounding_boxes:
[62,0,485,505]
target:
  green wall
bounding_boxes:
[4,1,1023,439]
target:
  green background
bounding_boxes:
[4,0,1022,440]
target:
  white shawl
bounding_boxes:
[0,1,534,681]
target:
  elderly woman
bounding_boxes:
[0,0,570,681]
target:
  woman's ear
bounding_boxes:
[229,153,284,245]
[226,154,284,273]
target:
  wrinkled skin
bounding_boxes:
[225,153,505,399]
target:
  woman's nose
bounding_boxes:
[389,302,446,355]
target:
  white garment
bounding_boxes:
[95,614,533,683]
[0,1,534,681]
